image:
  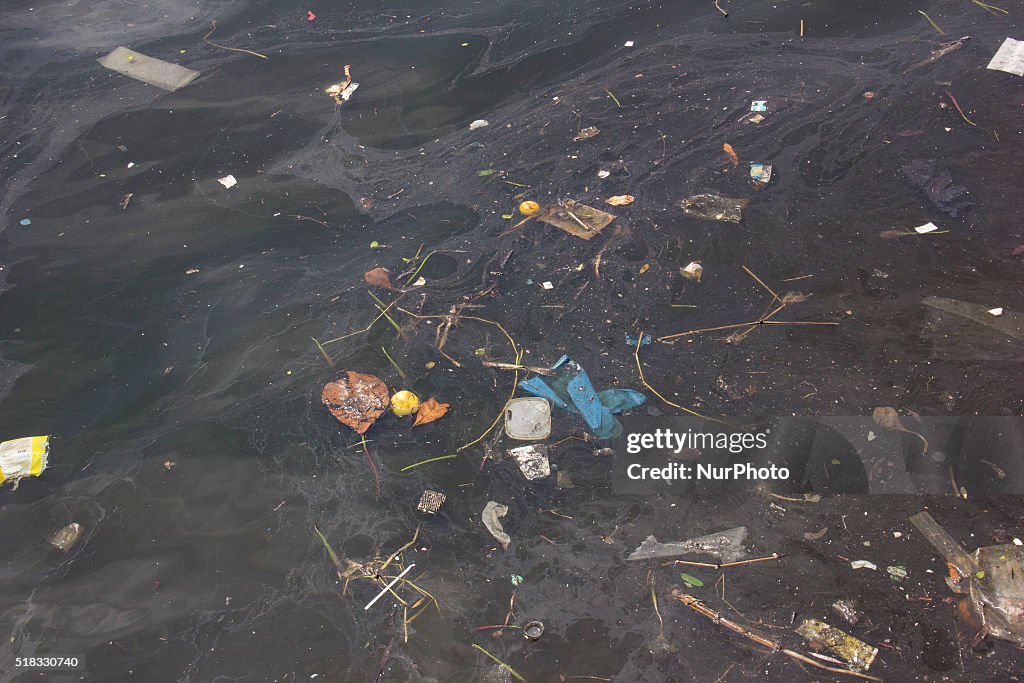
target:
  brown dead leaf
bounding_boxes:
[639,263,650,274]
[322,371,390,434]
[413,396,450,427]
[363,267,394,290]
[574,126,600,141]
[872,406,929,454]
[723,143,739,167]
[606,195,635,206]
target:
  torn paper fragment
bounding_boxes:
[98,47,200,91]
[851,560,877,570]
[914,222,940,234]
[989,308,1004,317]
[987,38,1024,77]
[218,175,237,189]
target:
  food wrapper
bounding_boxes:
[0,436,50,485]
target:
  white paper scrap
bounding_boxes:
[987,38,1024,77]
[914,222,939,234]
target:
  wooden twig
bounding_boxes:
[482,361,553,375]
[671,554,782,569]
[203,21,268,59]
[676,595,882,682]
[360,435,383,500]
[714,0,729,17]
[945,90,976,127]
[634,329,730,424]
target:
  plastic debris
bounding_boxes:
[902,159,970,218]
[509,445,550,480]
[680,261,703,281]
[391,390,421,417]
[98,47,200,91]
[573,126,600,141]
[914,222,940,234]
[541,281,554,290]
[796,619,878,673]
[749,163,772,186]
[218,175,237,189]
[597,169,611,178]
[625,333,652,347]
[504,397,552,440]
[678,194,749,223]
[887,565,908,581]
[307,10,316,21]
[482,501,511,550]
[520,355,645,439]
[751,100,767,112]
[469,119,489,130]
[831,600,862,626]
[536,199,615,240]
[922,297,1024,341]
[0,436,50,487]
[988,307,1004,317]
[413,397,449,426]
[19,218,31,226]
[911,511,1024,645]
[321,371,390,434]
[850,560,877,570]
[417,490,446,514]
[987,38,1024,77]
[325,65,358,104]
[49,523,83,552]
[523,620,545,641]
[627,527,748,563]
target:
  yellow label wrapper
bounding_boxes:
[0,436,50,485]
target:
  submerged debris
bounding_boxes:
[49,523,83,552]
[678,194,750,223]
[627,527,748,563]
[796,619,878,673]
[98,46,200,91]
[902,159,970,218]
[417,490,446,514]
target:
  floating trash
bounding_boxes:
[751,100,767,112]
[504,397,552,440]
[416,490,446,514]
[0,436,50,487]
[98,46,200,91]
[680,261,703,281]
[482,501,511,550]
[469,119,490,130]
[523,620,545,641]
[750,163,772,186]
[987,37,1024,78]
[536,199,616,240]
[678,194,749,223]
[49,523,83,552]
[627,527,748,563]
[509,445,550,480]
[796,619,878,673]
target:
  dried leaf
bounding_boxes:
[782,291,809,304]
[723,143,739,167]
[606,195,635,206]
[639,263,650,274]
[413,396,450,427]
[872,406,929,454]
[574,126,600,141]
[363,267,394,290]
[322,371,390,434]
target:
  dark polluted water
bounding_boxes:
[1,0,1023,681]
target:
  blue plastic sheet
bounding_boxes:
[519,355,646,439]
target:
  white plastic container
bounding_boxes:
[504,398,551,440]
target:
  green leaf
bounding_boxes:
[477,169,497,177]
[502,214,513,219]
[680,573,704,588]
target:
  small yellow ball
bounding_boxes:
[391,390,420,416]
[519,201,540,216]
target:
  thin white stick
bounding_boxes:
[364,564,415,611]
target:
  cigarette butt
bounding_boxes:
[800,19,805,37]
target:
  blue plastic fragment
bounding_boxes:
[19,218,31,226]
[625,333,652,348]
[519,355,645,439]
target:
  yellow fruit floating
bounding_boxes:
[518,201,540,216]
[391,390,421,416]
